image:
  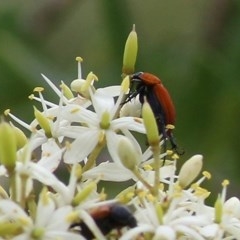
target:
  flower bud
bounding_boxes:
[224,197,240,218]
[70,72,98,99]
[214,195,223,223]
[0,122,17,172]
[122,24,138,75]
[70,79,85,93]
[121,75,130,94]
[142,101,159,146]
[178,154,203,188]
[60,81,74,99]
[117,136,139,171]
[34,107,52,138]
[72,182,97,206]
[12,126,27,149]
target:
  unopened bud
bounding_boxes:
[12,126,27,149]
[214,195,223,223]
[60,81,74,99]
[178,154,203,188]
[0,122,17,172]
[142,101,159,146]
[122,24,138,76]
[224,197,240,218]
[72,182,96,206]
[34,107,52,138]
[117,136,139,171]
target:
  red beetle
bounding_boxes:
[124,72,182,154]
[70,204,137,239]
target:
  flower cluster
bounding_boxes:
[0,26,240,240]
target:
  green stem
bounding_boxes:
[19,174,28,209]
[9,170,17,202]
[132,167,154,194]
[152,144,161,196]
[82,136,106,173]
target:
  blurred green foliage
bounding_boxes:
[1,0,240,199]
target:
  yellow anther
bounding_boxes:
[146,193,156,202]
[194,186,211,198]
[202,171,211,179]
[76,56,83,62]
[171,153,179,160]
[143,164,153,171]
[222,179,230,187]
[70,107,80,114]
[33,87,44,92]
[4,109,10,116]
[28,94,34,100]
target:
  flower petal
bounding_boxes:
[82,162,134,181]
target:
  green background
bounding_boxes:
[1,0,240,200]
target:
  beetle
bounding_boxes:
[70,204,137,239]
[124,72,182,155]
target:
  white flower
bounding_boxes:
[62,86,145,165]
[0,194,84,240]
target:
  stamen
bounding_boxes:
[76,56,83,79]
[28,94,57,108]
[4,109,32,131]
[41,74,68,105]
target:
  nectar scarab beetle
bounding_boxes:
[124,72,183,155]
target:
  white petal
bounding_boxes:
[91,90,114,117]
[113,117,145,133]
[82,162,134,181]
[29,162,71,203]
[45,231,85,240]
[154,226,176,240]
[106,131,122,165]
[47,206,72,230]
[63,129,99,163]
[61,104,98,126]
[224,197,240,218]
[38,139,64,172]
[174,225,206,240]
[119,224,154,240]
[198,223,219,238]
[35,196,55,227]
[58,125,90,139]
[97,86,121,97]
[0,199,30,222]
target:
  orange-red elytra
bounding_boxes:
[124,72,183,155]
[70,204,137,239]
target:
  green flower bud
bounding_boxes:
[70,79,85,93]
[60,81,74,99]
[13,126,27,149]
[214,195,223,223]
[34,107,52,138]
[72,182,96,206]
[122,24,138,76]
[0,122,17,172]
[121,76,130,94]
[142,101,159,146]
[117,136,139,171]
[70,72,97,99]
